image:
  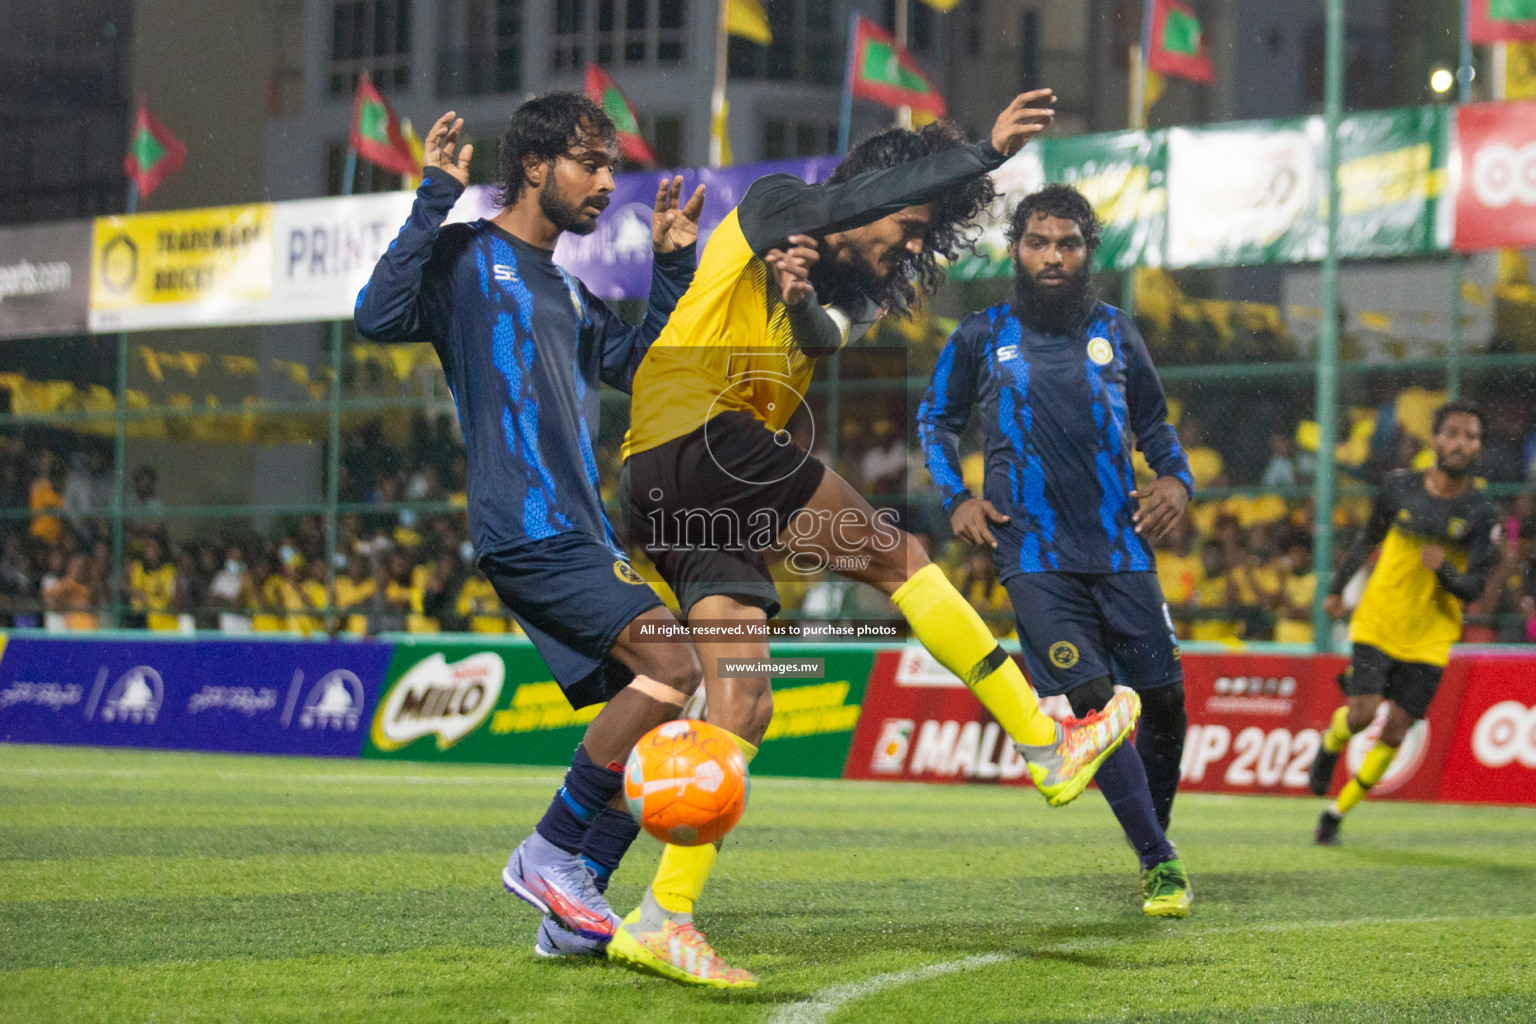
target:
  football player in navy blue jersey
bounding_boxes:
[918,184,1195,916]
[355,94,706,956]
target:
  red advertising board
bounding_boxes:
[1453,100,1536,251]
[843,647,1527,806]
[1438,652,1536,804]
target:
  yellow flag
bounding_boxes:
[1144,69,1167,116]
[711,97,734,167]
[1505,41,1536,100]
[401,117,426,189]
[725,0,772,44]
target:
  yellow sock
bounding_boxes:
[891,563,1055,745]
[1322,706,1352,755]
[651,730,758,915]
[1334,740,1398,815]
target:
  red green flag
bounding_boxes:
[847,15,947,118]
[585,65,657,166]
[123,103,186,199]
[1146,0,1214,84]
[1469,0,1536,43]
[349,76,417,176]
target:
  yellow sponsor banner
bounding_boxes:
[90,204,273,331]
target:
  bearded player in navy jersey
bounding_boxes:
[355,94,706,957]
[919,184,1195,916]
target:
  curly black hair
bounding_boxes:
[824,120,996,315]
[1006,183,1101,256]
[495,92,617,209]
[1432,397,1486,436]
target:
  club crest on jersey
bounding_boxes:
[1448,516,1467,539]
[613,560,646,585]
[1049,641,1080,669]
[996,344,1020,362]
[1087,337,1114,366]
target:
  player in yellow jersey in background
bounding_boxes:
[1310,400,1499,844]
[603,91,1140,988]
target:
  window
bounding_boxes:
[644,114,685,167]
[328,141,411,195]
[328,0,412,97]
[763,119,837,160]
[436,0,522,97]
[553,0,585,71]
[729,0,839,85]
[962,0,984,59]
[269,0,306,116]
[583,0,685,69]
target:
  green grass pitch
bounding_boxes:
[2,744,1535,1023]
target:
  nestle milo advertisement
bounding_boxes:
[362,638,874,778]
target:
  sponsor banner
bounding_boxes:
[1438,652,1536,804]
[0,636,391,757]
[270,192,416,323]
[89,204,275,332]
[1167,109,1448,269]
[364,638,869,778]
[0,220,93,339]
[1453,99,1536,251]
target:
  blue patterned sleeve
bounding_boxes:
[354,167,463,344]
[917,320,980,514]
[594,243,696,393]
[1121,313,1194,497]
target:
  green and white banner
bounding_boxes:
[954,105,1451,279]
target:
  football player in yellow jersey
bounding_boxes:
[1310,400,1499,844]
[604,91,1141,988]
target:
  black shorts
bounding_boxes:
[624,410,827,618]
[1342,643,1443,720]
[1003,571,1184,698]
[479,532,662,709]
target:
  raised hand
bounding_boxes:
[652,175,707,253]
[765,234,820,306]
[424,111,473,187]
[990,89,1057,158]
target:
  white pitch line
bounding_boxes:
[2,767,561,786]
[766,912,1536,1024]
[767,953,1012,1024]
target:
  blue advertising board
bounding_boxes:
[0,636,394,757]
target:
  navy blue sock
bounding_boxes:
[1095,741,1177,870]
[580,807,642,893]
[535,745,624,854]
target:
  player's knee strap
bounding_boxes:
[627,675,692,708]
[1066,677,1115,718]
[1139,680,1187,737]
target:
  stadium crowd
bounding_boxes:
[2,389,1534,642]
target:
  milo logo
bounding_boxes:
[370,652,504,752]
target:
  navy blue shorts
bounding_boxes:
[1002,571,1183,698]
[480,532,663,709]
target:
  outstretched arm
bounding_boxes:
[354,112,472,343]
[736,89,1056,255]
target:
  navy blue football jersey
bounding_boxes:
[355,167,694,560]
[918,300,1193,577]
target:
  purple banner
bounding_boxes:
[448,157,838,302]
[0,637,394,757]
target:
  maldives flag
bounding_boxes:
[585,66,657,165]
[349,76,417,176]
[848,15,947,118]
[1469,0,1536,43]
[1147,0,1215,84]
[123,103,186,199]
